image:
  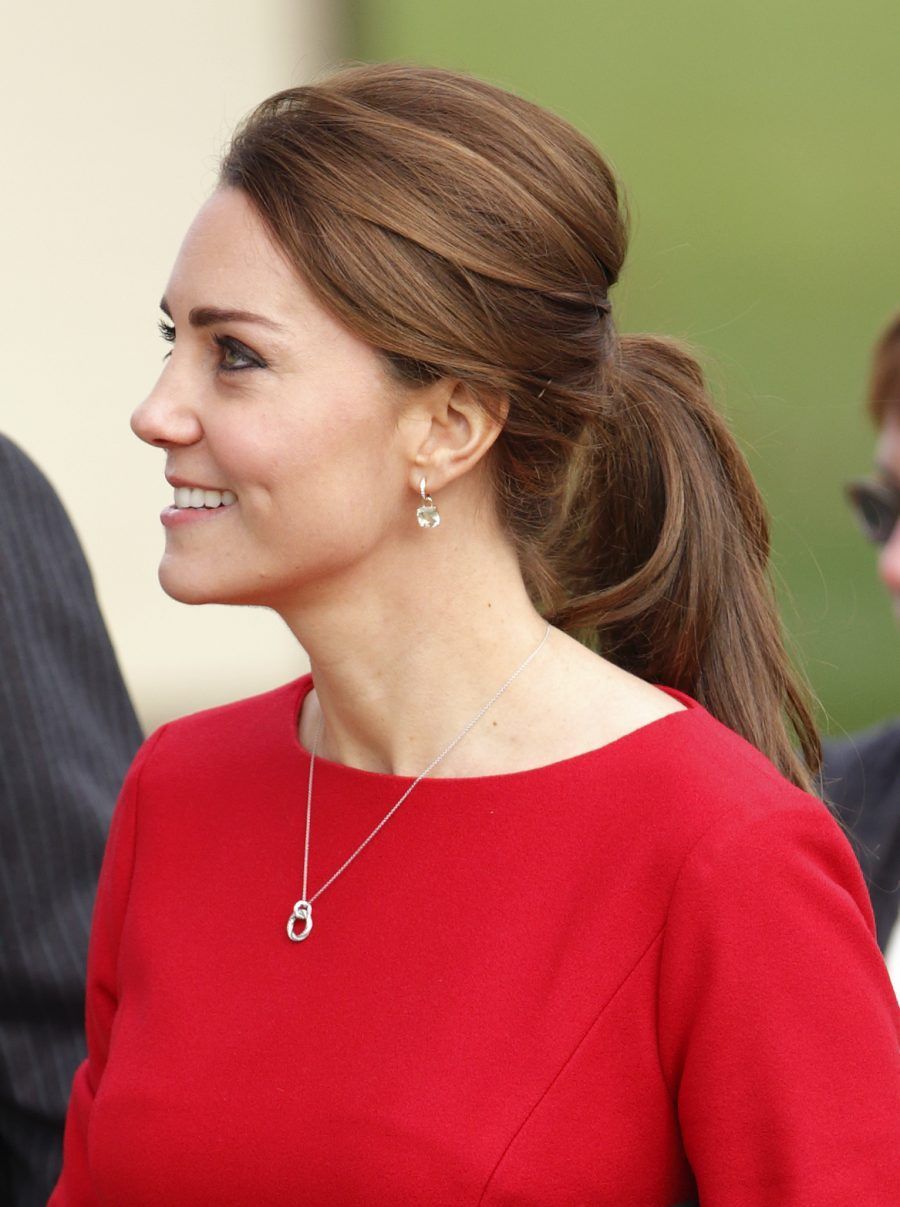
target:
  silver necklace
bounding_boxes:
[287,623,552,942]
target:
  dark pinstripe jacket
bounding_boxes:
[0,435,142,1206]
[821,722,900,953]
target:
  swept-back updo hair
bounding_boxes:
[221,62,820,792]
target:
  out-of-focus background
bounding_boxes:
[2,2,898,959]
[1,0,347,730]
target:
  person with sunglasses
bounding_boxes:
[821,311,900,953]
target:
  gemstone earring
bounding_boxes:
[416,478,441,528]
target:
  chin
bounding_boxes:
[158,562,284,609]
[158,576,222,606]
[158,561,233,606]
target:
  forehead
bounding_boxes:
[164,187,316,325]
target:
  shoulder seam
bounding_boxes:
[653,795,846,1099]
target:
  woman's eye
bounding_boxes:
[214,335,265,373]
[157,318,176,360]
[154,319,264,373]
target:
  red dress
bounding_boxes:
[51,674,900,1205]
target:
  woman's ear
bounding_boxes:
[401,378,509,494]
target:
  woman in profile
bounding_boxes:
[51,64,898,1205]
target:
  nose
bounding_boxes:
[877,519,900,597]
[131,372,203,449]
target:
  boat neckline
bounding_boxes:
[286,672,702,788]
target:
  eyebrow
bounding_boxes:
[159,297,286,332]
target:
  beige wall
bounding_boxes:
[1,1,346,732]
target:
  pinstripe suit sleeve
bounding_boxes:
[0,435,143,1207]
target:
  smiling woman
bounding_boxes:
[49,63,899,1206]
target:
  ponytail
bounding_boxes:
[543,334,821,793]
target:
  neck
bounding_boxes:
[275,524,552,777]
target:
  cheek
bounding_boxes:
[243,411,402,543]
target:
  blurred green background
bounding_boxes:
[351,0,900,736]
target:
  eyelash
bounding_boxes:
[156,319,266,373]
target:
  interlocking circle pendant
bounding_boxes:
[287,899,313,942]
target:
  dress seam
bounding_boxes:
[651,806,739,1102]
[476,921,667,1206]
[652,795,840,1100]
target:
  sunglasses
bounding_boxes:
[845,477,900,545]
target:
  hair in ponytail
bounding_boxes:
[221,61,821,791]
[546,333,820,789]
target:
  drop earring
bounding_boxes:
[416,478,441,528]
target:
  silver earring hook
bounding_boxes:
[419,477,428,501]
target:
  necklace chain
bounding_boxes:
[287,623,551,941]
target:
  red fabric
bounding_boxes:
[50,675,900,1205]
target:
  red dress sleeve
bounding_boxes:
[48,727,168,1206]
[657,795,900,1204]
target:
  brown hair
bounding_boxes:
[867,310,900,426]
[221,62,821,791]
